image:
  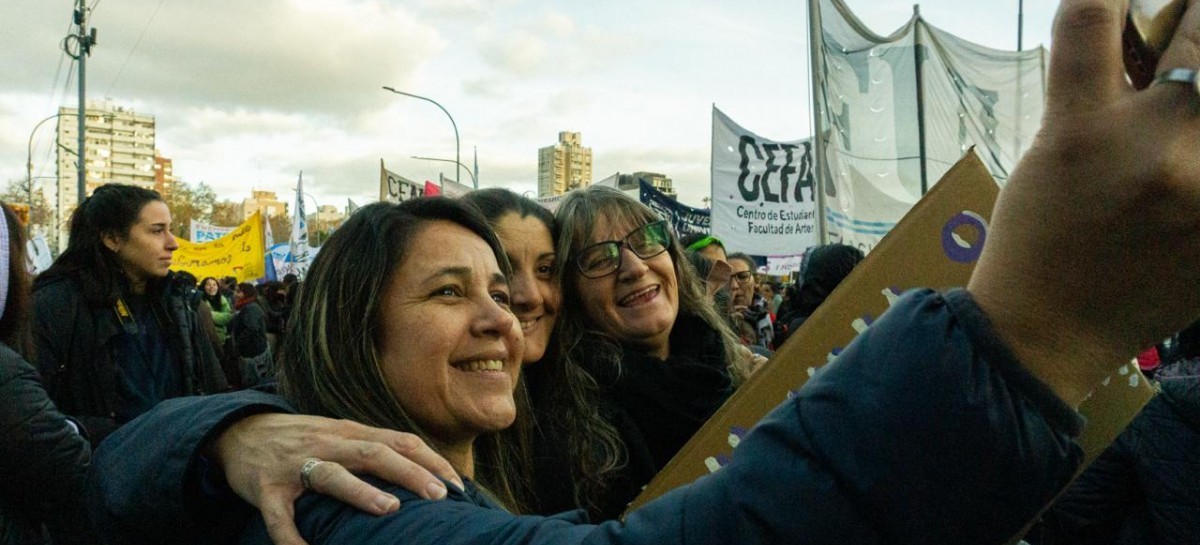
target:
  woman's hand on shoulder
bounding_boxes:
[211,413,462,545]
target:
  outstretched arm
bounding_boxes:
[87,389,461,545]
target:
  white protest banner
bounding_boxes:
[26,235,53,274]
[438,173,474,198]
[534,193,566,213]
[190,219,236,243]
[711,106,818,256]
[810,0,1044,254]
[380,160,424,203]
[764,254,805,276]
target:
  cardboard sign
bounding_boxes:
[625,152,1156,530]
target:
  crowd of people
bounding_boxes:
[2,1,1200,543]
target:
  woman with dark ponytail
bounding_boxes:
[33,184,226,446]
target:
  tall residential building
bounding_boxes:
[241,190,288,220]
[55,99,158,249]
[153,150,174,199]
[537,131,593,197]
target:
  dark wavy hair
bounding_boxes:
[458,188,554,508]
[39,184,164,301]
[0,203,32,358]
[461,188,554,231]
[277,198,530,512]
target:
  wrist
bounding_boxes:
[967,272,1124,407]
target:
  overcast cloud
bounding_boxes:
[2,0,1057,212]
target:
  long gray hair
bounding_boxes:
[549,185,746,513]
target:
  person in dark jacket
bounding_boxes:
[775,243,864,346]
[0,203,94,545]
[231,282,271,387]
[32,184,226,446]
[1028,320,1200,545]
[231,283,268,360]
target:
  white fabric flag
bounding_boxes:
[810,0,1045,252]
[288,172,310,277]
[380,160,424,203]
[710,106,819,256]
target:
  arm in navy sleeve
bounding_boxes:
[87,388,295,545]
[244,290,1085,545]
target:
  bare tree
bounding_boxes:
[1,178,54,230]
[165,180,217,239]
[211,200,241,227]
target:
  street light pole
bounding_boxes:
[301,192,321,246]
[27,113,67,209]
[381,86,462,187]
[410,155,478,188]
[66,0,96,204]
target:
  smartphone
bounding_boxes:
[1123,0,1186,88]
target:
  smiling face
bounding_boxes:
[574,217,679,359]
[376,220,523,452]
[729,258,755,309]
[202,278,220,296]
[493,213,560,364]
[102,200,178,286]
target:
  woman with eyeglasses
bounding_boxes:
[548,185,757,518]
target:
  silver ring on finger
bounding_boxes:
[299,458,327,491]
[1153,68,1200,99]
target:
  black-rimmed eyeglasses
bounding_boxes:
[574,220,671,279]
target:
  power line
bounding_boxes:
[105,0,168,96]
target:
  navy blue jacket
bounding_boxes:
[33,272,227,446]
[89,289,1085,545]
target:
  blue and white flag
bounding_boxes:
[288,172,311,277]
[639,179,709,236]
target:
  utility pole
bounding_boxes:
[66,0,97,204]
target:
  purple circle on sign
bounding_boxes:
[941,211,987,263]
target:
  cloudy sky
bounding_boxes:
[2,0,1057,213]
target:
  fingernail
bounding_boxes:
[375,494,400,513]
[425,481,448,500]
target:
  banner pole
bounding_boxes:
[914,5,930,196]
[807,0,830,243]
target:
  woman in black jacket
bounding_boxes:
[32,184,226,445]
[0,203,93,545]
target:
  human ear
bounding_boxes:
[101,231,122,252]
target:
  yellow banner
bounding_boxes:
[171,212,266,282]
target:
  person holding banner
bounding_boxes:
[84,0,1200,543]
[32,184,227,447]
